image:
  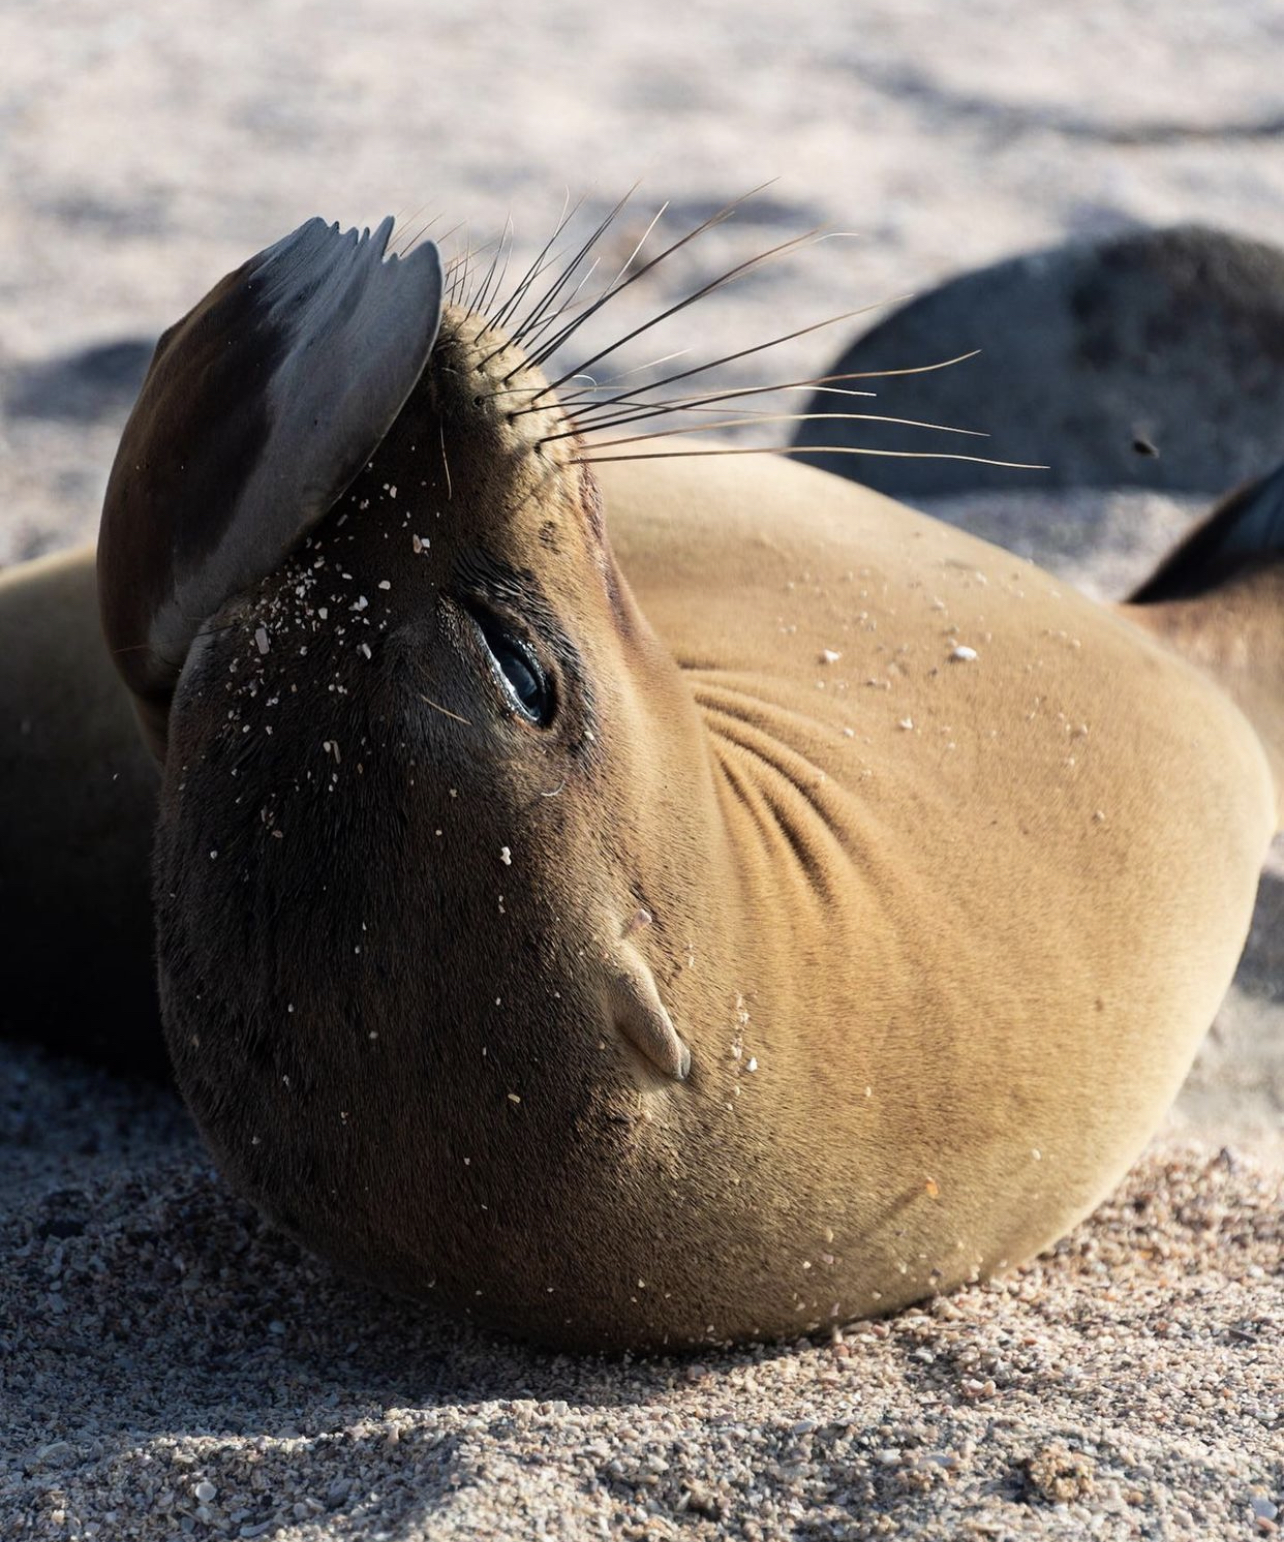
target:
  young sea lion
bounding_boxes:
[12,214,1283,1349]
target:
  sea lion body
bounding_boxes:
[600,455,1274,1332]
[0,549,160,1067]
[18,217,1281,1348]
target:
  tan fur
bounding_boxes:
[1118,569,1284,828]
[11,309,1278,1349]
[592,452,1274,1340]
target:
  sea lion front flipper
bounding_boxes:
[98,216,444,761]
[1123,462,1284,828]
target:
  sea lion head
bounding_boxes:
[99,217,736,1339]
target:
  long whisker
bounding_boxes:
[518,183,780,380]
[518,200,673,359]
[563,391,877,419]
[506,187,639,353]
[549,411,989,449]
[516,254,604,351]
[554,376,885,431]
[482,190,581,340]
[485,346,696,401]
[589,344,692,385]
[570,445,1047,469]
[510,306,917,418]
[390,210,435,257]
[477,225,520,336]
[470,219,514,317]
[595,199,671,300]
[446,225,478,305]
[525,227,832,410]
[454,235,504,311]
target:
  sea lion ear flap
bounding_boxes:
[98,215,444,762]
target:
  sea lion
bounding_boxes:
[46,213,1284,1349]
[792,225,1284,499]
[0,547,162,1070]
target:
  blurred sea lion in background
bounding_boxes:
[0,209,1280,1348]
[793,225,1284,499]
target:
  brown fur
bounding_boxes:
[104,304,1273,1350]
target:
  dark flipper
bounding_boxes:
[1129,463,1284,602]
[98,216,443,760]
[1124,462,1284,828]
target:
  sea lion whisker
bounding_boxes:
[595,199,671,303]
[480,224,519,325]
[558,385,883,438]
[448,233,506,312]
[418,694,472,728]
[560,363,881,416]
[581,344,694,387]
[550,411,989,448]
[519,307,897,420]
[518,184,781,378]
[482,348,694,403]
[522,227,829,410]
[560,348,979,416]
[438,419,453,501]
[808,350,984,381]
[469,216,515,318]
[503,188,639,355]
[390,210,439,258]
[569,444,1047,468]
[498,351,700,406]
[474,239,583,367]
[515,200,674,362]
[482,190,583,339]
[508,250,606,354]
[557,379,885,430]
[446,226,481,306]
[511,253,605,352]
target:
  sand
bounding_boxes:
[0,2,1281,1537]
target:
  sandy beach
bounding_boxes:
[1,3,1280,1537]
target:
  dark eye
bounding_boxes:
[466,605,554,726]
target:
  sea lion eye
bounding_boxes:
[466,604,554,726]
